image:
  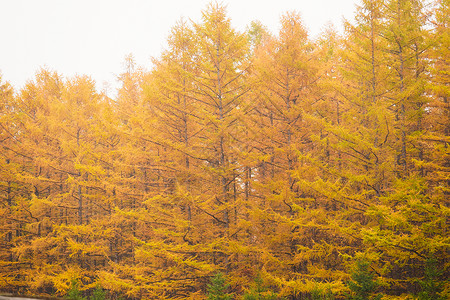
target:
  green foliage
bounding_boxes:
[243,293,278,300]
[346,259,382,300]
[416,257,445,300]
[67,282,108,300]
[66,279,86,300]
[311,286,334,300]
[242,275,279,300]
[247,20,269,48]
[90,285,107,300]
[207,273,234,300]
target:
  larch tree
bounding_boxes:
[189,2,251,274]
[424,0,449,204]
[103,22,216,298]
[329,0,449,295]
[0,76,33,291]
[8,70,114,295]
[248,11,333,296]
[301,0,392,280]
[364,0,449,295]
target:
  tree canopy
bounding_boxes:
[0,1,448,299]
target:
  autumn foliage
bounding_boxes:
[0,1,448,299]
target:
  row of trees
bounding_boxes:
[1,0,448,299]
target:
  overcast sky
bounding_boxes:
[0,0,358,93]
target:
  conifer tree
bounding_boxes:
[346,259,382,300]
[361,0,448,294]
[207,273,234,300]
[0,76,31,291]
[249,11,340,293]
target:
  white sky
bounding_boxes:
[0,0,358,93]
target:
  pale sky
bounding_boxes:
[0,0,358,93]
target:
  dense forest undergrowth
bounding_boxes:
[0,0,448,299]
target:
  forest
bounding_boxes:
[0,0,448,299]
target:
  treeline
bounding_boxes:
[0,0,448,299]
